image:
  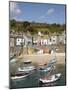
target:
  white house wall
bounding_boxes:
[10,38,15,47]
[41,39,48,45]
[51,36,57,44]
[47,39,52,45]
[16,38,25,46]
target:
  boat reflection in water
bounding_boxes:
[11,72,30,80]
[18,66,36,73]
[39,81,57,87]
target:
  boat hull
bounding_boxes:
[39,73,61,84]
[18,66,36,73]
[11,74,28,80]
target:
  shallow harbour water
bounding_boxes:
[10,64,66,89]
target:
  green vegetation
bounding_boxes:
[10,19,66,35]
[10,19,16,31]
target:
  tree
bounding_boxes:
[10,19,16,29]
[23,21,30,32]
[27,26,37,35]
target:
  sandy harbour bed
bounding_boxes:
[17,53,65,65]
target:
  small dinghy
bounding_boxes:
[23,60,32,64]
[11,73,29,80]
[39,73,61,83]
[39,63,56,72]
[18,66,36,73]
[39,65,52,72]
[10,58,17,63]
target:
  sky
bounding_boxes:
[9,2,66,24]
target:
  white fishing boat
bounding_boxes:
[39,65,52,72]
[11,73,29,80]
[39,73,61,83]
[23,60,32,64]
[11,74,28,80]
[39,63,56,72]
[18,66,36,73]
[10,58,17,63]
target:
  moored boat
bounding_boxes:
[40,66,52,72]
[39,65,52,72]
[18,66,36,73]
[23,60,32,64]
[39,63,56,72]
[10,58,17,63]
[39,73,61,83]
[11,72,29,80]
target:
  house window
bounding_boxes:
[53,40,55,42]
[53,36,56,38]
[50,38,51,41]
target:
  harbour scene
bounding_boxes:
[9,1,66,89]
[10,51,66,88]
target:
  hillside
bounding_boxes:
[10,20,66,35]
